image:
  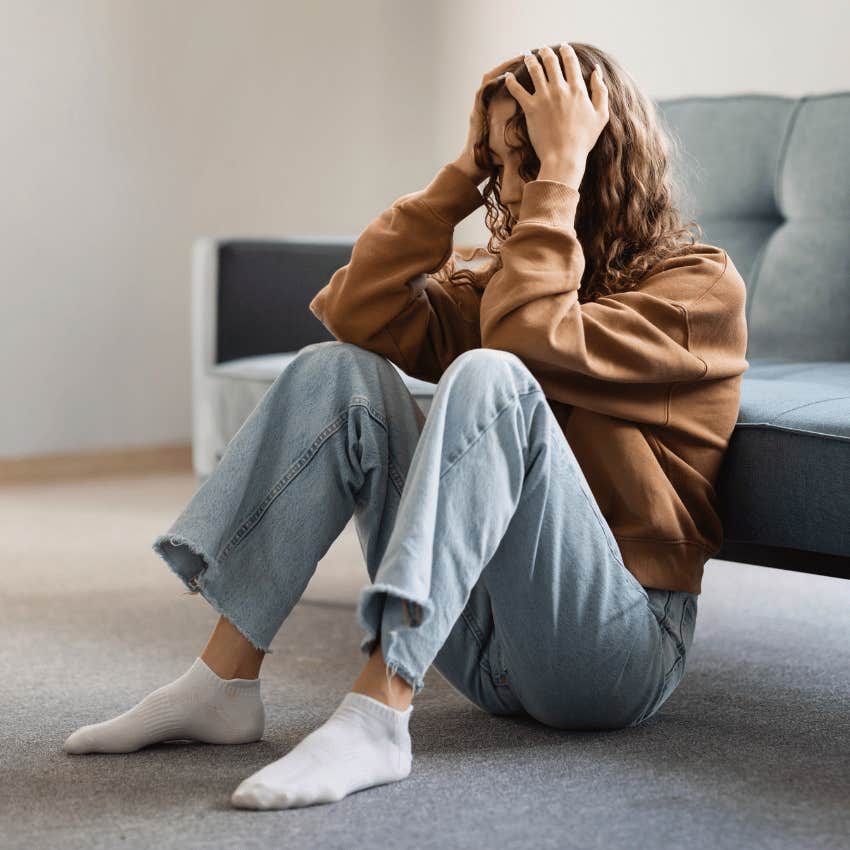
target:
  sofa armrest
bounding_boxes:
[190,236,356,478]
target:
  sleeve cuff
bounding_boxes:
[414,162,486,227]
[517,180,580,229]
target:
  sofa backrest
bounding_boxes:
[656,92,850,362]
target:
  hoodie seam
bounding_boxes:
[417,197,455,229]
[671,251,728,396]
[676,302,710,381]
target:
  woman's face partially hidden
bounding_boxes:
[486,96,530,220]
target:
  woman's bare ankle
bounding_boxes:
[200,615,265,680]
[351,643,414,710]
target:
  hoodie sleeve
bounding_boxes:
[479,180,749,426]
[308,163,487,384]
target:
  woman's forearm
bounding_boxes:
[308,164,486,383]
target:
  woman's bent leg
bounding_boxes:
[151,340,425,656]
[355,347,698,730]
[151,338,504,713]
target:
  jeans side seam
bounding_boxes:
[459,610,493,675]
[219,398,388,561]
[438,386,543,482]
[659,592,688,657]
[659,620,687,661]
[663,652,683,683]
[387,457,407,498]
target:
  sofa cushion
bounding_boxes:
[716,358,850,559]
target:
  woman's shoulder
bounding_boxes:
[637,242,746,308]
[647,241,736,284]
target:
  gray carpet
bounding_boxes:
[3,540,850,848]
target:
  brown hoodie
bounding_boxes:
[309,162,749,594]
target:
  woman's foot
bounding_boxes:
[230,691,412,809]
[62,657,265,754]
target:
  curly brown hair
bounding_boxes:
[433,42,704,305]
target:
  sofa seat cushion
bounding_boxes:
[717,358,850,559]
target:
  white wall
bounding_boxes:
[0,0,437,457]
[2,0,847,458]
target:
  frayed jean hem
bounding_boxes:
[151,533,274,656]
[356,582,434,697]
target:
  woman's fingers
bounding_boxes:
[558,42,583,89]
[591,65,609,117]
[522,50,547,94]
[503,71,531,109]
[537,46,564,87]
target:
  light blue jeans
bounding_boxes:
[153,340,698,730]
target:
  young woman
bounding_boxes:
[63,43,749,810]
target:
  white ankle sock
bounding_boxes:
[63,657,265,754]
[230,691,413,809]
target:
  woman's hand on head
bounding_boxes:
[452,53,524,184]
[504,43,608,182]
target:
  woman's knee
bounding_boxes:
[296,339,384,367]
[284,341,398,388]
[447,347,528,377]
[441,347,541,399]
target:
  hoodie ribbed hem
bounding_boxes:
[616,537,710,594]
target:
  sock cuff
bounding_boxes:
[341,691,413,727]
[192,657,261,694]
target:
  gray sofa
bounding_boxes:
[189,92,850,583]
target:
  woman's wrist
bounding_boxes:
[537,157,585,190]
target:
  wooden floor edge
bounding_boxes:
[0,443,193,485]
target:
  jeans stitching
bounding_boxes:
[460,610,493,675]
[457,610,521,715]
[438,387,544,482]
[663,652,683,684]
[659,592,688,657]
[387,459,407,498]
[219,398,388,561]
[658,617,687,656]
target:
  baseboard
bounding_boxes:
[0,443,193,486]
